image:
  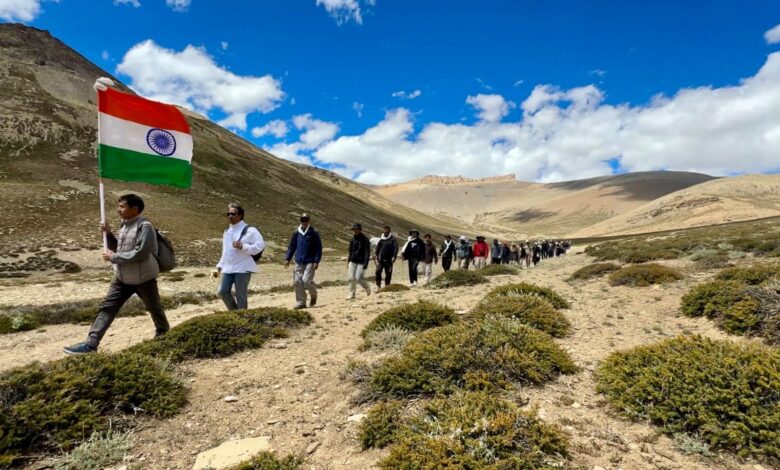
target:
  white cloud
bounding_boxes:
[117,40,284,130]
[264,115,339,164]
[466,93,515,123]
[251,120,288,138]
[316,0,373,25]
[114,0,141,7]
[513,80,524,87]
[392,89,422,100]
[220,41,229,50]
[766,24,780,44]
[0,0,41,21]
[589,69,607,77]
[166,0,191,11]
[101,50,110,61]
[352,101,364,117]
[276,51,780,185]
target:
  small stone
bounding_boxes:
[347,413,367,423]
[272,384,281,390]
[193,436,271,470]
[593,467,607,470]
[571,402,581,408]
[271,342,288,349]
[295,362,307,368]
[223,396,239,403]
[267,419,281,425]
[306,441,321,454]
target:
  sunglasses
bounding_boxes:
[226,212,239,216]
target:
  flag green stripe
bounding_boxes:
[99,144,192,189]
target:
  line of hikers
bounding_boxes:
[63,196,569,355]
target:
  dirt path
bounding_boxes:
[1,251,769,469]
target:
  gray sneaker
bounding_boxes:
[309,297,317,307]
[63,342,97,355]
[293,303,307,310]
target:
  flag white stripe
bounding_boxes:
[99,112,193,163]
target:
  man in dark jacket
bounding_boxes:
[402,229,425,286]
[285,213,323,309]
[491,239,502,265]
[422,234,438,284]
[346,223,371,299]
[374,225,398,288]
[440,235,455,271]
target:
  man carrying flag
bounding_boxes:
[64,78,192,354]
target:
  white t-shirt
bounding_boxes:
[217,221,266,274]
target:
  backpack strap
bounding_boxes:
[238,224,250,240]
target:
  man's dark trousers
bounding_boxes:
[86,278,170,348]
[376,260,393,287]
[408,259,420,284]
[442,256,453,272]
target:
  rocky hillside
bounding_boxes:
[0,24,453,268]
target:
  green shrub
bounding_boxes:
[229,451,304,470]
[679,280,770,337]
[428,270,488,288]
[607,263,683,287]
[55,431,132,470]
[363,325,414,352]
[128,307,312,362]
[680,280,746,319]
[362,301,457,337]
[485,282,570,309]
[568,262,620,281]
[478,264,518,276]
[378,284,410,293]
[359,400,405,449]
[0,353,186,464]
[470,295,571,338]
[596,335,780,459]
[715,265,778,285]
[693,253,732,270]
[373,392,569,469]
[369,318,577,397]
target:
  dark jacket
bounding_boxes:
[440,240,456,259]
[348,233,371,268]
[423,242,438,264]
[402,237,426,261]
[285,227,323,264]
[375,235,399,262]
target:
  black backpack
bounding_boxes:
[237,225,264,262]
[140,221,176,272]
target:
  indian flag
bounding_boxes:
[98,87,193,188]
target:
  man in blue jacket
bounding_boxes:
[285,213,323,309]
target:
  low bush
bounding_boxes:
[428,270,488,288]
[359,400,405,449]
[0,353,187,465]
[56,431,132,470]
[596,335,780,459]
[568,262,620,281]
[362,301,457,337]
[378,284,410,293]
[229,452,304,470]
[478,264,518,276]
[369,318,576,397]
[470,295,571,338]
[715,265,778,285]
[365,392,569,469]
[607,263,683,287]
[362,325,414,352]
[485,282,570,309]
[693,253,732,270]
[128,307,312,362]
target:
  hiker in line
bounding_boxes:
[213,203,266,311]
[374,225,398,288]
[457,236,472,270]
[533,243,541,266]
[440,234,456,272]
[401,230,425,286]
[524,242,533,267]
[422,234,438,284]
[490,239,502,265]
[65,194,169,355]
[284,213,322,309]
[503,242,513,265]
[346,223,371,299]
[472,236,489,269]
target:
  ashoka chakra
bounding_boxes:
[146,128,177,156]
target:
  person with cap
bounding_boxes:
[457,236,472,270]
[490,239,502,265]
[346,223,371,299]
[401,229,425,286]
[284,213,323,309]
[421,233,438,284]
[472,236,489,270]
[440,235,456,272]
[374,225,398,288]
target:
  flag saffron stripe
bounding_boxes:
[99,144,192,188]
[98,88,191,134]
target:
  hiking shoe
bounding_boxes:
[154,329,168,338]
[293,303,307,310]
[310,297,317,307]
[346,294,355,300]
[365,287,371,296]
[63,343,97,355]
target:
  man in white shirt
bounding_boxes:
[214,203,266,310]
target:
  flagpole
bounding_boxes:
[96,84,107,251]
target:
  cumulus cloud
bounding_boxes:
[114,0,140,7]
[316,0,374,25]
[117,40,284,130]
[466,93,515,123]
[273,52,780,185]
[766,24,780,44]
[264,114,340,164]
[392,89,422,100]
[220,41,229,50]
[166,0,191,11]
[251,120,288,138]
[352,101,364,117]
[0,0,41,21]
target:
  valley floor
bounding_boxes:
[0,250,771,470]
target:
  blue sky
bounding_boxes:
[4,0,780,183]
